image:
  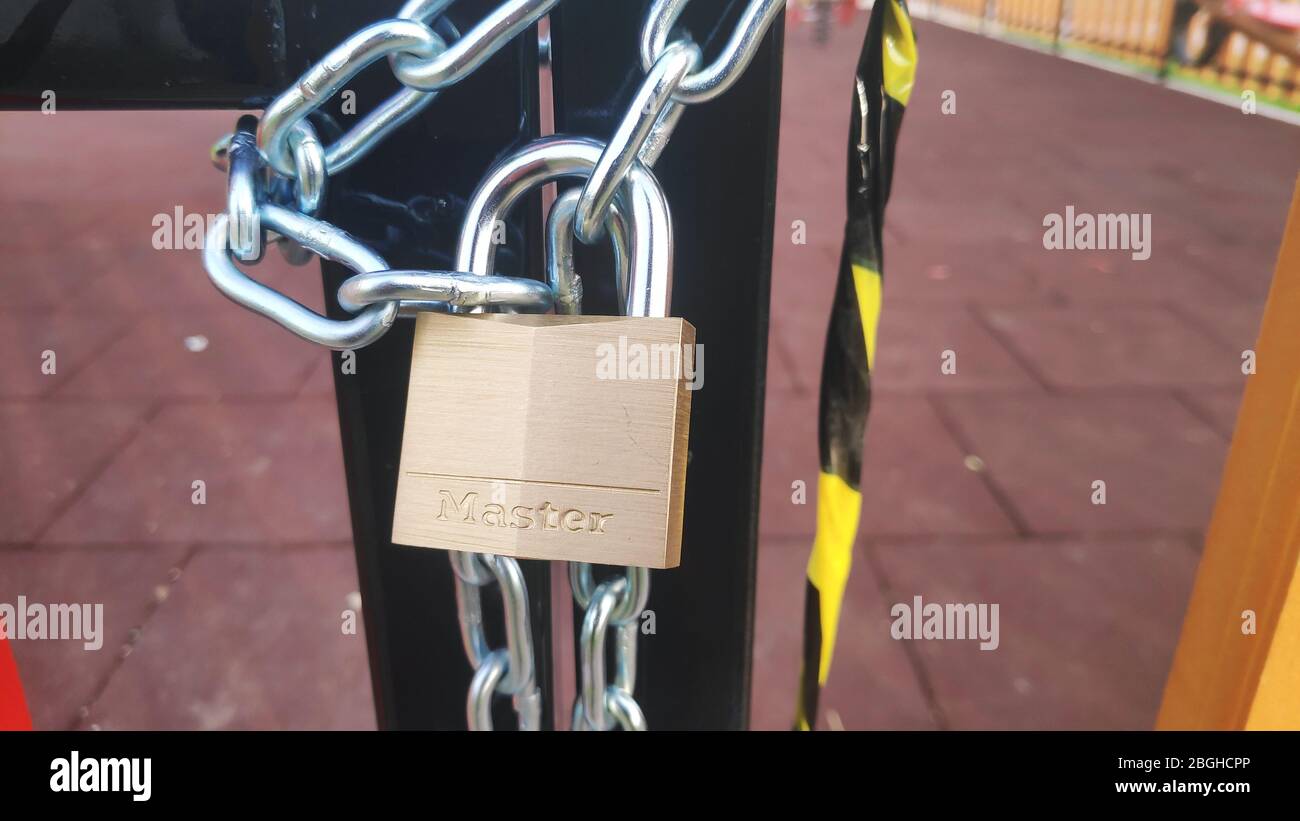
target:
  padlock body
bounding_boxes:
[392,313,694,568]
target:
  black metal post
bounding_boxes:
[312,1,551,730]
[0,0,552,730]
[1,0,784,731]
[550,0,784,730]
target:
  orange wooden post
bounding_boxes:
[1158,178,1300,730]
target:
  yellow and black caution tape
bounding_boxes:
[795,0,916,731]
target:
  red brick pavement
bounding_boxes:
[1,15,1295,730]
[755,17,1294,731]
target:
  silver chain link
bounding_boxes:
[453,553,542,729]
[546,185,649,731]
[200,0,785,730]
[557,0,785,732]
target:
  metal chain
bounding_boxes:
[545,188,649,731]
[453,553,542,730]
[558,0,786,731]
[443,133,668,729]
[200,0,786,731]
[570,563,650,731]
[573,0,785,244]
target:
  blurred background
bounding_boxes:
[1,1,1297,729]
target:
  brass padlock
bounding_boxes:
[392,137,693,569]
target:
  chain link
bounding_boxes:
[641,0,786,104]
[390,0,561,90]
[572,577,647,731]
[549,187,649,730]
[453,553,542,730]
[260,19,443,177]
[444,133,668,730]
[200,0,787,730]
[573,39,699,244]
[574,0,785,244]
[558,0,786,732]
[569,566,649,731]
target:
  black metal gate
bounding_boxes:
[0,0,783,730]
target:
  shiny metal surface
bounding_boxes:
[288,121,327,216]
[278,121,328,265]
[569,564,649,625]
[545,189,631,315]
[641,0,785,104]
[337,269,554,314]
[467,650,509,731]
[225,118,264,263]
[457,136,673,320]
[321,6,450,176]
[390,0,560,90]
[570,578,647,732]
[190,0,785,731]
[452,134,673,731]
[259,19,442,176]
[448,549,542,730]
[604,687,648,731]
[573,39,699,244]
[203,205,398,350]
[482,554,538,699]
[578,579,623,731]
[554,174,657,731]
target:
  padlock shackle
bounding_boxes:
[546,188,633,315]
[455,136,673,319]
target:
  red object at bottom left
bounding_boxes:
[0,636,31,730]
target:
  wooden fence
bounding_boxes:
[913,0,1300,107]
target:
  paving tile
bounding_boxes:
[82,545,374,730]
[873,536,1199,729]
[0,111,235,204]
[0,402,150,542]
[871,303,1041,392]
[92,196,224,257]
[881,243,1041,305]
[1173,299,1267,355]
[1018,244,1245,307]
[53,308,321,400]
[764,330,809,395]
[980,305,1244,389]
[1019,246,1242,307]
[772,205,843,264]
[297,354,339,398]
[939,394,1227,533]
[0,200,105,253]
[766,314,828,387]
[41,401,350,545]
[1,17,1294,732]
[68,243,330,316]
[0,311,131,398]
[1182,389,1244,440]
[891,22,1294,301]
[760,394,1016,538]
[65,247,226,314]
[751,540,936,730]
[0,243,109,310]
[0,212,147,310]
[769,236,839,321]
[0,544,191,729]
[83,198,203,258]
[1173,239,1283,302]
[770,260,1045,392]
